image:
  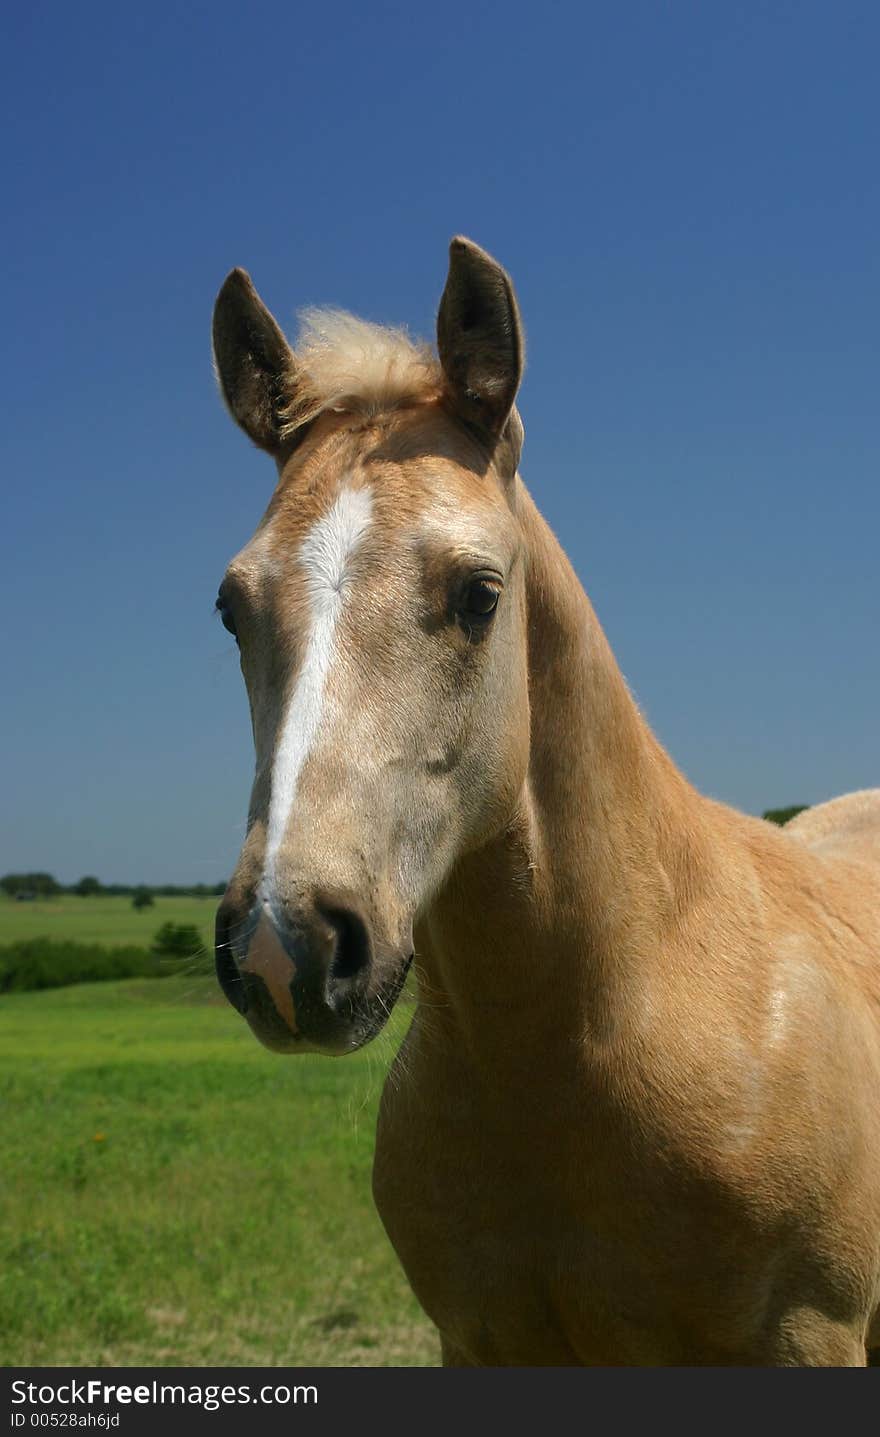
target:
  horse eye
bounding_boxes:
[460,577,501,621]
[215,597,238,642]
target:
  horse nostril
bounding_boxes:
[321,904,372,990]
[215,910,248,1015]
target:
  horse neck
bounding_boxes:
[418,480,710,1065]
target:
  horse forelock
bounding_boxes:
[278,308,444,440]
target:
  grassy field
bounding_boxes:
[0,975,438,1367]
[0,894,218,952]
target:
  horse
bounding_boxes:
[210,237,880,1366]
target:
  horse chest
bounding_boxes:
[372,1059,687,1364]
[371,1040,858,1366]
[372,1135,581,1361]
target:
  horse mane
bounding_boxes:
[279,308,443,440]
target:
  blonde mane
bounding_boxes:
[279,308,442,440]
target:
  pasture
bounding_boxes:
[0,894,217,951]
[0,975,437,1367]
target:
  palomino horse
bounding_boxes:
[211,238,880,1366]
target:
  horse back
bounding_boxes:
[785,789,880,868]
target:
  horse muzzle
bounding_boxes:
[214,889,411,1054]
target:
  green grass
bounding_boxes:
[0,894,217,952]
[0,976,438,1367]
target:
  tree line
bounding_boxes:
[1,810,810,903]
[0,873,227,899]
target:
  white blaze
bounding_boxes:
[263,484,373,898]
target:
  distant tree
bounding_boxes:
[153,922,203,958]
[74,875,102,897]
[32,873,61,896]
[147,882,227,897]
[132,887,154,910]
[762,806,808,827]
[1,872,61,898]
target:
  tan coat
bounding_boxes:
[212,239,880,1365]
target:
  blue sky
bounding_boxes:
[2,1,877,884]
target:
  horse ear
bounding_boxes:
[437,237,525,451]
[212,269,297,456]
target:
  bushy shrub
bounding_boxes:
[0,938,156,993]
[152,922,204,958]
